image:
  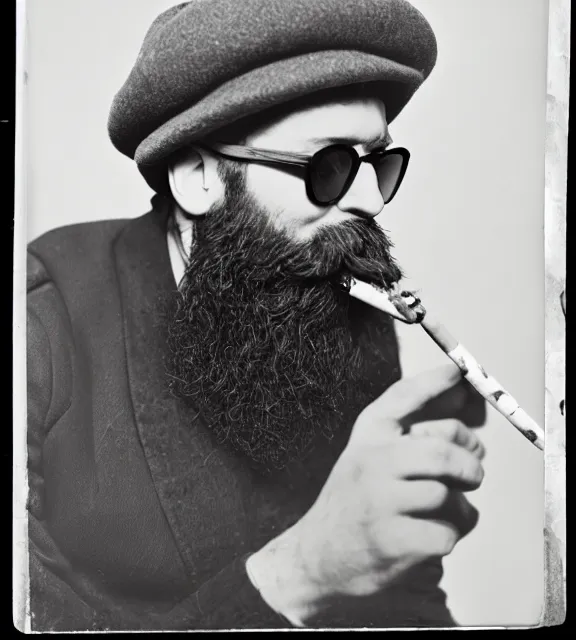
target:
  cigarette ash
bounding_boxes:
[390,286,426,323]
[368,280,427,324]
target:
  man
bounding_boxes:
[27,0,487,631]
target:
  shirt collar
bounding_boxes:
[167,206,193,288]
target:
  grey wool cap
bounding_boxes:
[108,0,437,191]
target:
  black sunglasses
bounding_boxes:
[205,142,410,207]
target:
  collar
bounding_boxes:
[167,205,193,287]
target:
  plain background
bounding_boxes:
[23,0,548,627]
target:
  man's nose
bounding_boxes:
[337,162,384,219]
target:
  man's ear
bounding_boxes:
[168,146,225,216]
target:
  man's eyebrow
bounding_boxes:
[306,132,393,151]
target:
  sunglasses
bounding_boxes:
[206,141,410,207]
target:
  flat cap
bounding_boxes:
[108,0,437,190]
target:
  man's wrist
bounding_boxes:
[245,526,324,627]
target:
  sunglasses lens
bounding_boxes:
[375,152,406,203]
[309,147,355,203]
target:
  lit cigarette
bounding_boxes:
[348,279,544,451]
[347,279,425,324]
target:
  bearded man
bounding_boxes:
[26,0,487,631]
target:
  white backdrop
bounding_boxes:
[23,0,547,626]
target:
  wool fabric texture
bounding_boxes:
[108,0,437,192]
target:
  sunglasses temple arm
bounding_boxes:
[209,143,309,167]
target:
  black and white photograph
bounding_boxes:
[13,0,567,631]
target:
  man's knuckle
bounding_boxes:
[407,523,456,559]
[428,525,458,556]
[467,432,480,452]
[425,482,449,508]
[383,439,406,467]
[437,532,457,557]
[475,460,485,484]
[426,439,452,471]
[459,456,483,488]
[477,441,487,460]
[445,420,462,440]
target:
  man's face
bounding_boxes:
[233,96,391,241]
[167,93,403,473]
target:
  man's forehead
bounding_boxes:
[249,97,390,150]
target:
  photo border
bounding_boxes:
[541,0,568,626]
[12,0,568,631]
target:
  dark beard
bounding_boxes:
[167,166,403,472]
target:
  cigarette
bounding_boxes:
[348,279,544,451]
[347,279,425,324]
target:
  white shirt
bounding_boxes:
[167,207,193,287]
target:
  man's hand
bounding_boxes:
[246,363,487,625]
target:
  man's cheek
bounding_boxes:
[247,171,328,235]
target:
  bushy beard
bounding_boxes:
[167,166,403,472]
